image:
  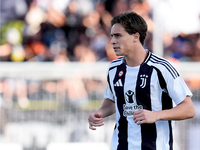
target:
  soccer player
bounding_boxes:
[88,12,195,150]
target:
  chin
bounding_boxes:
[115,53,123,56]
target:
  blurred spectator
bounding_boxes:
[95,1,112,33]
[61,77,89,108]
[84,78,105,101]
[0,0,28,26]
[74,44,96,62]
[110,0,129,16]
[1,78,29,108]
[54,50,70,62]
[164,33,200,61]
[0,0,30,61]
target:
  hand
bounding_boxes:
[88,111,104,130]
[133,109,159,125]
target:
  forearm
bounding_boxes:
[97,98,116,118]
[157,96,195,121]
[133,96,195,125]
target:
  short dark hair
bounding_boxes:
[111,12,147,45]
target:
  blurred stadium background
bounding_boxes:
[0,0,200,150]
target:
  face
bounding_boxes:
[110,23,135,56]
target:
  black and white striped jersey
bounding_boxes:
[104,51,192,150]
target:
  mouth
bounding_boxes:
[113,47,120,51]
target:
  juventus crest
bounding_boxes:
[140,74,148,88]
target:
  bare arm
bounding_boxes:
[88,98,115,130]
[98,98,116,118]
[133,96,196,125]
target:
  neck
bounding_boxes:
[125,48,147,67]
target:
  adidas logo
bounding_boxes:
[114,79,123,87]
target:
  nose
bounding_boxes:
[110,37,116,44]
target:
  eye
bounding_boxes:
[111,33,121,38]
[114,34,120,38]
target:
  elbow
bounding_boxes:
[190,108,196,118]
[182,96,196,119]
[187,107,196,119]
[190,101,196,118]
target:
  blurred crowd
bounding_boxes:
[0,0,200,62]
[0,76,106,108]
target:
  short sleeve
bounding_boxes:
[161,62,193,105]
[167,75,192,105]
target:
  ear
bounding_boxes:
[133,33,140,42]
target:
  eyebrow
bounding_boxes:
[110,33,121,37]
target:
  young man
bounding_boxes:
[88,12,195,150]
